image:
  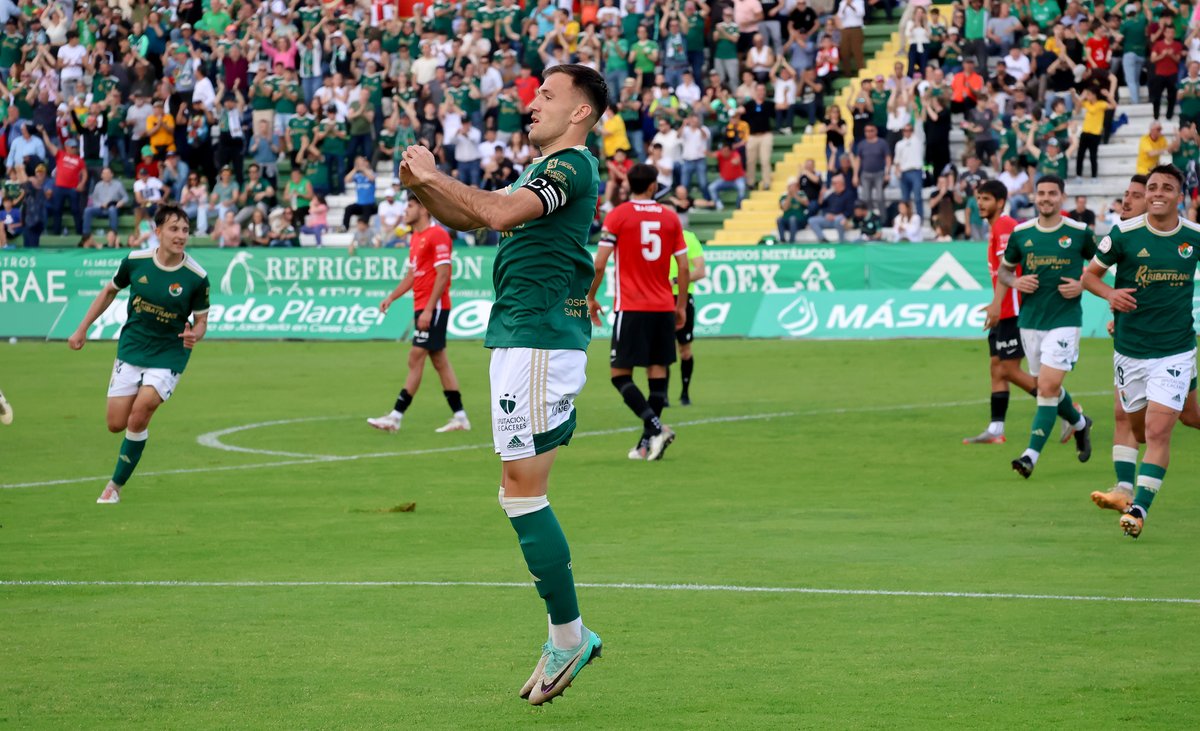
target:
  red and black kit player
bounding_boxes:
[367,197,471,434]
[587,164,690,461]
[974,179,1039,444]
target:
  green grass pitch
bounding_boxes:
[2,338,1199,728]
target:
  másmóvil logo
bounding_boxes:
[777,295,820,336]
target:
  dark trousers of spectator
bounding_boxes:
[217,136,246,186]
[49,186,83,235]
[775,106,795,131]
[840,27,864,78]
[458,158,482,188]
[950,98,977,117]
[777,215,804,243]
[1149,74,1177,120]
[687,50,705,84]
[1077,132,1101,179]
[962,38,987,70]
[907,46,928,76]
[680,158,709,198]
[325,153,346,194]
[343,203,378,229]
[797,98,824,129]
[83,206,120,234]
[348,133,373,163]
[899,169,925,220]
[23,220,44,248]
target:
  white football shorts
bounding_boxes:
[490,347,587,462]
[1114,348,1197,413]
[107,359,181,402]
[1020,326,1080,376]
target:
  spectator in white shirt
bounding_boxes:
[891,123,926,219]
[191,65,216,110]
[674,71,702,107]
[678,115,711,200]
[888,200,923,241]
[996,157,1032,215]
[56,31,87,99]
[1004,46,1031,83]
[449,116,484,187]
[836,0,865,77]
[651,117,682,169]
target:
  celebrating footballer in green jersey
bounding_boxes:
[68,205,210,504]
[398,65,607,706]
[988,175,1095,480]
[1093,175,1200,521]
[1083,165,1200,538]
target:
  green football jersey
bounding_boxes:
[498,96,522,133]
[485,146,598,351]
[287,115,316,151]
[275,80,301,113]
[112,250,211,372]
[1180,77,1200,120]
[1003,216,1095,330]
[1095,216,1200,359]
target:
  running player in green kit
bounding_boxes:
[68,204,210,504]
[398,64,607,706]
[1083,165,1200,538]
[986,175,1095,479]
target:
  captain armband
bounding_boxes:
[523,175,568,217]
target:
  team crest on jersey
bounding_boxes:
[1058,235,1071,248]
[499,393,517,414]
[1179,243,1194,259]
[168,283,183,297]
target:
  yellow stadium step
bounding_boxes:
[711,32,904,246]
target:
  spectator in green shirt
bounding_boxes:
[1119,0,1152,103]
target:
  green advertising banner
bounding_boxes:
[5,245,1198,341]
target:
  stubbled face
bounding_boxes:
[1146,173,1182,219]
[527,72,591,148]
[1122,183,1146,218]
[1035,182,1063,217]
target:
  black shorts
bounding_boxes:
[675,295,695,345]
[413,307,449,352]
[988,316,1023,360]
[611,311,678,369]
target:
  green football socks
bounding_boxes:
[111,429,148,487]
[1056,388,1082,424]
[1025,396,1059,457]
[1131,462,1166,518]
[507,502,581,625]
[1112,445,1138,491]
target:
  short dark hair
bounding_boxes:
[977,179,1008,202]
[154,203,190,230]
[1130,174,1149,186]
[627,163,659,195]
[1036,174,1065,193]
[1148,164,1185,191]
[543,64,609,126]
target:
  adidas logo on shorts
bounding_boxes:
[507,435,526,449]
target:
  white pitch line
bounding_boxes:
[1,579,1196,605]
[1,391,1112,490]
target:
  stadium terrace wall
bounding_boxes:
[1,245,1186,341]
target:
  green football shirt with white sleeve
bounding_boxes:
[112,249,211,372]
[1003,217,1095,330]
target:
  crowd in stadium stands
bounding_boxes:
[0,0,1198,249]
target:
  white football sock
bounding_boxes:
[987,421,1005,436]
[389,410,403,420]
[1022,448,1040,465]
[550,615,583,650]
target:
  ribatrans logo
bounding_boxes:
[499,393,517,414]
[777,295,820,336]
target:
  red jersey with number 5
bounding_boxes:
[409,225,453,311]
[988,214,1020,320]
[600,200,687,312]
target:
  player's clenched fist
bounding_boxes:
[400,145,438,186]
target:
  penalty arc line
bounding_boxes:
[0,579,1197,606]
[1,391,1112,490]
